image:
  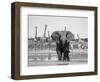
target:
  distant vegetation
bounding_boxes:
[28,37,88,51]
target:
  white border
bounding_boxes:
[20,7,94,75]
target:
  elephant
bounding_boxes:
[51,31,74,61]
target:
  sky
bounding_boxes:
[28,15,88,39]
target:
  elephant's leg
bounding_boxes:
[56,49,62,61]
[63,51,67,61]
[64,51,70,61]
[66,51,70,61]
[63,52,66,61]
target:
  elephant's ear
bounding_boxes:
[51,31,61,42]
[66,31,75,42]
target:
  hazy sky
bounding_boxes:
[28,15,88,39]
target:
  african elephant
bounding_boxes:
[51,31,74,61]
